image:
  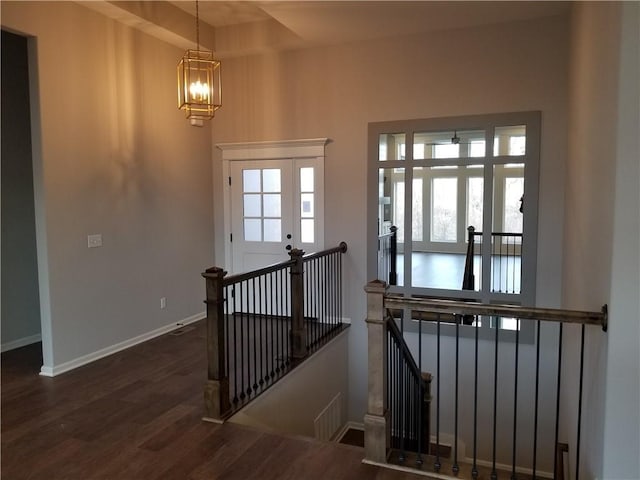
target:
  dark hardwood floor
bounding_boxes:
[1,321,421,479]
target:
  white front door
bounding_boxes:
[230,158,323,274]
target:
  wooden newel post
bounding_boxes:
[289,248,307,362]
[202,266,231,421]
[364,279,389,464]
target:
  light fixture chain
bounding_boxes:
[195,0,200,52]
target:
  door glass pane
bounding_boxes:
[263,194,281,217]
[243,169,261,192]
[300,167,314,192]
[301,219,314,243]
[244,219,261,241]
[301,193,314,218]
[262,169,281,192]
[494,125,526,156]
[431,178,457,242]
[263,219,281,242]
[379,133,406,161]
[243,194,261,217]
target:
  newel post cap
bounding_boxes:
[364,279,388,294]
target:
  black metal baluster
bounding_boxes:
[258,275,264,388]
[285,267,290,367]
[252,277,257,394]
[576,324,586,480]
[511,318,520,480]
[453,317,460,476]
[268,272,274,381]
[239,281,246,401]
[417,304,423,466]
[532,320,541,480]
[338,251,343,327]
[231,285,238,406]
[553,324,563,480]
[472,313,479,480]
[435,313,441,472]
[399,336,405,463]
[491,320,499,480]
[512,237,516,293]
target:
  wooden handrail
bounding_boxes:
[302,241,348,262]
[205,242,349,287]
[384,294,608,331]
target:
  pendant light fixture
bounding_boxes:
[177,0,221,125]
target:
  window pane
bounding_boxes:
[379,133,406,161]
[412,171,423,242]
[300,167,314,192]
[244,218,261,241]
[414,130,485,159]
[301,193,314,218]
[301,219,314,243]
[509,136,526,155]
[431,178,457,242]
[262,169,281,192]
[263,219,281,242]
[504,177,524,233]
[243,169,261,193]
[394,181,405,243]
[263,194,281,217]
[469,140,486,157]
[494,125,526,156]
[467,177,483,232]
[379,167,404,237]
[243,194,261,217]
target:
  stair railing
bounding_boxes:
[378,225,398,286]
[387,315,431,464]
[202,242,347,421]
[364,279,607,479]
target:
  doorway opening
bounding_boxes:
[1,30,43,365]
[219,139,327,274]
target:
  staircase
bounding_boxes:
[202,242,348,421]
[363,280,607,480]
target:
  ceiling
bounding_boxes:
[85,1,570,58]
[169,1,570,46]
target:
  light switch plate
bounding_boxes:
[87,234,102,248]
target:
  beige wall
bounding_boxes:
[1,2,214,371]
[230,329,349,438]
[211,15,570,422]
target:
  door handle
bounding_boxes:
[286,234,292,239]
[286,244,292,251]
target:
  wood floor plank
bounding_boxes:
[1,321,424,480]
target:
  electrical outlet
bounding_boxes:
[160,297,166,309]
[87,234,102,248]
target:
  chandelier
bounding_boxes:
[177,0,221,124]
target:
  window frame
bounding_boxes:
[368,112,541,341]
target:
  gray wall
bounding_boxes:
[1,29,42,350]
[210,15,570,423]
[565,3,640,479]
[1,2,215,371]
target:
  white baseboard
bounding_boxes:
[1,333,42,353]
[39,312,204,377]
[462,456,553,479]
